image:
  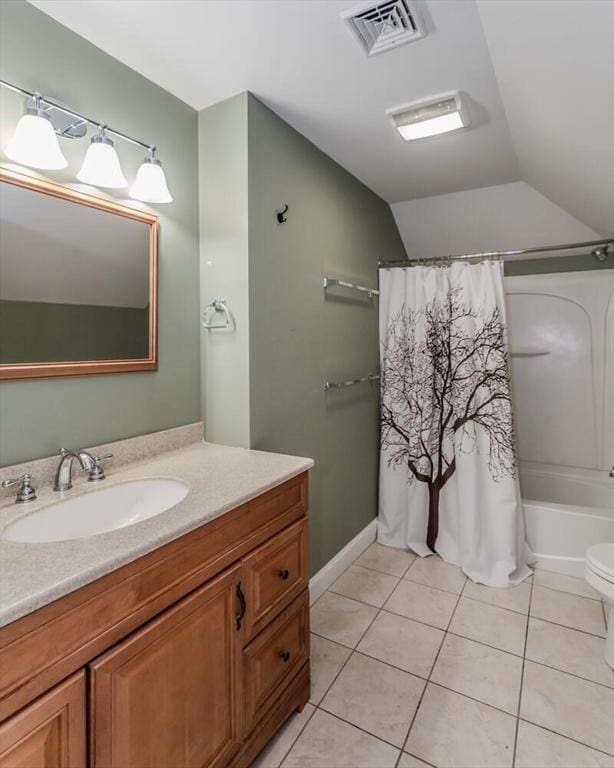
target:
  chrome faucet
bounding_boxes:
[1,473,37,503]
[53,448,113,492]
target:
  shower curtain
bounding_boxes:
[378,260,532,586]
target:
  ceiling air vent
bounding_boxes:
[342,0,425,57]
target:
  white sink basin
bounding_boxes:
[2,479,189,544]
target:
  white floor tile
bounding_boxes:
[526,617,614,688]
[449,597,527,655]
[515,720,614,768]
[531,586,606,637]
[330,564,398,608]
[404,555,466,594]
[309,634,352,705]
[533,568,601,600]
[321,652,424,747]
[310,591,377,648]
[405,684,516,768]
[520,661,614,755]
[281,709,399,768]
[356,542,415,577]
[430,633,523,714]
[384,578,458,629]
[357,610,444,678]
[252,704,315,768]
[462,578,531,614]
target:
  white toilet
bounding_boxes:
[584,543,614,669]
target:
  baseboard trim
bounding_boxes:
[309,518,378,605]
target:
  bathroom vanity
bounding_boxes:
[0,438,312,768]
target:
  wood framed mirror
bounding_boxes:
[0,168,158,380]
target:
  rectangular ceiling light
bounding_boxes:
[387,92,469,141]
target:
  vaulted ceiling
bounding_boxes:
[28,0,614,235]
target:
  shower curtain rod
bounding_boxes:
[379,238,613,268]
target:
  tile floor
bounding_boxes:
[253,543,614,768]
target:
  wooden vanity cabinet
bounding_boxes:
[0,472,310,768]
[90,566,242,768]
[0,672,86,768]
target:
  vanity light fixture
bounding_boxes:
[387,91,470,141]
[4,94,68,170]
[130,148,173,203]
[0,79,173,203]
[77,126,127,188]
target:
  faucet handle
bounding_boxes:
[1,473,37,503]
[88,453,113,482]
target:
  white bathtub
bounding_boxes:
[521,465,614,577]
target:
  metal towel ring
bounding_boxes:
[202,299,232,329]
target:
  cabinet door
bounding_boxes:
[90,565,242,768]
[0,671,85,768]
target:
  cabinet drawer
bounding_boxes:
[241,518,308,640]
[243,591,309,735]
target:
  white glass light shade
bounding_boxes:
[5,112,68,169]
[389,92,469,142]
[130,157,173,204]
[397,111,465,141]
[76,135,127,188]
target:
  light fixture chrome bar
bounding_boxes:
[0,79,153,152]
[324,373,380,391]
[323,277,379,298]
[379,238,613,268]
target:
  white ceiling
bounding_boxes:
[27,0,614,235]
[477,0,614,236]
[392,181,599,260]
[27,0,520,203]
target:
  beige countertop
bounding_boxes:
[0,440,313,627]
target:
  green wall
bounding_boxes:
[0,0,200,466]
[0,301,149,363]
[198,94,251,448]
[246,95,406,574]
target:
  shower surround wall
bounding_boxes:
[199,93,406,574]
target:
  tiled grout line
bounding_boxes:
[394,574,467,767]
[274,562,391,768]
[270,703,317,768]
[511,569,535,767]
[326,570,609,645]
[515,717,614,760]
[306,552,613,765]
[313,593,613,691]
[531,577,602,602]
[520,656,614,691]
[335,588,612,753]
[310,636,522,721]
[278,593,389,765]
[525,611,607,640]
[316,705,404,752]
[307,632,614,764]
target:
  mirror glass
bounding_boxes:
[0,173,157,378]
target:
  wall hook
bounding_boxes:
[276,203,289,224]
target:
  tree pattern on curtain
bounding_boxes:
[380,286,517,550]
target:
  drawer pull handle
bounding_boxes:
[236,582,246,631]
[279,650,291,662]
[278,569,290,580]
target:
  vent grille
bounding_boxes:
[343,0,425,56]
